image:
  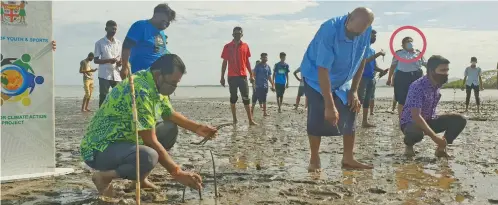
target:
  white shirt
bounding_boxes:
[464,66,481,86]
[391,49,426,72]
[94,36,122,81]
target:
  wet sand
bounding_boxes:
[1,97,498,205]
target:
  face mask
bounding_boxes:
[432,72,449,86]
[156,76,176,95]
[471,62,477,66]
[406,42,413,50]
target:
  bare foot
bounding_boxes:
[278,109,282,113]
[263,113,270,117]
[370,112,374,116]
[249,120,258,126]
[233,118,238,124]
[129,178,159,190]
[81,109,86,112]
[308,157,321,172]
[404,146,415,157]
[92,172,114,197]
[341,159,373,169]
[85,109,92,112]
[361,123,376,128]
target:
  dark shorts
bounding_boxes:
[252,87,268,104]
[275,83,286,97]
[358,77,375,108]
[394,70,423,105]
[297,86,305,97]
[304,80,356,137]
[228,76,250,105]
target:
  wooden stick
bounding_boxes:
[128,69,141,205]
[210,150,218,198]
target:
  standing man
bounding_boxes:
[273,52,290,113]
[386,37,426,119]
[94,20,122,107]
[357,29,387,127]
[80,52,97,112]
[293,67,307,110]
[251,53,275,116]
[251,60,263,109]
[461,57,484,113]
[220,26,257,125]
[401,55,467,157]
[121,3,175,78]
[300,7,375,172]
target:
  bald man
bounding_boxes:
[300,7,375,171]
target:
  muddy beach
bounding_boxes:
[1,97,498,205]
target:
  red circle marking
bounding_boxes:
[389,25,427,64]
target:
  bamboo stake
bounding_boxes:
[127,66,141,205]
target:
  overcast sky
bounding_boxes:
[53,1,498,86]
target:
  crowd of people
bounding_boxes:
[74,3,489,198]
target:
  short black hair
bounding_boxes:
[371,29,377,34]
[280,52,286,57]
[233,26,243,33]
[471,57,477,62]
[260,53,267,57]
[154,3,176,21]
[106,20,117,27]
[88,52,94,57]
[402,37,413,45]
[150,54,186,75]
[426,55,450,72]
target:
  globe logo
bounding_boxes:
[1,53,44,106]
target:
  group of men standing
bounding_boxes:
[76,3,473,198]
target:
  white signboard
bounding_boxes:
[1,1,72,181]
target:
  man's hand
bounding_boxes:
[435,146,450,158]
[116,60,122,67]
[109,58,118,64]
[432,136,447,149]
[480,87,484,91]
[220,77,226,87]
[461,86,465,91]
[92,68,98,72]
[250,75,255,84]
[173,170,203,190]
[51,40,56,51]
[377,50,386,57]
[386,78,393,86]
[347,90,361,112]
[120,63,130,79]
[195,124,218,139]
[324,105,339,126]
[270,86,275,92]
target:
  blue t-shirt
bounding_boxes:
[362,47,376,79]
[274,62,289,85]
[300,15,371,104]
[126,20,169,73]
[254,63,272,88]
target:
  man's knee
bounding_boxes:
[138,146,159,177]
[230,95,238,104]
[403,125,424,146]
[156,121,179,150]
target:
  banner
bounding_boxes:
[1,1,55,178]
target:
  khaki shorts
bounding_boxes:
[83,79,94,99]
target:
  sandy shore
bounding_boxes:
[1,97,498,205]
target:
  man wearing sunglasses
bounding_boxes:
[81,54,218,196]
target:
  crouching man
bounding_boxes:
[400,55,467,157]
[80,54,217,196]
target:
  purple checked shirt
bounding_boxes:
[400,76,442,129]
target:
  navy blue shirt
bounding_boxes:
[362,47,376,79]
[126,20,169,73]
[254,63,272,88]
[300,14,371,104]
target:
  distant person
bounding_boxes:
[251,60,263,109]
[386,37,426,119]
[121,3,175,78]
[357,29,387,127]
[273,52,290,113]
[251,53,275,116]
[94,20,122,107]
[220,26,256,125]
[80,52,97,112]
[461,57,483,113]
[80,54,218,196]
[400,55,467,157]
[293,67,307,110]
[300,7,375,171]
